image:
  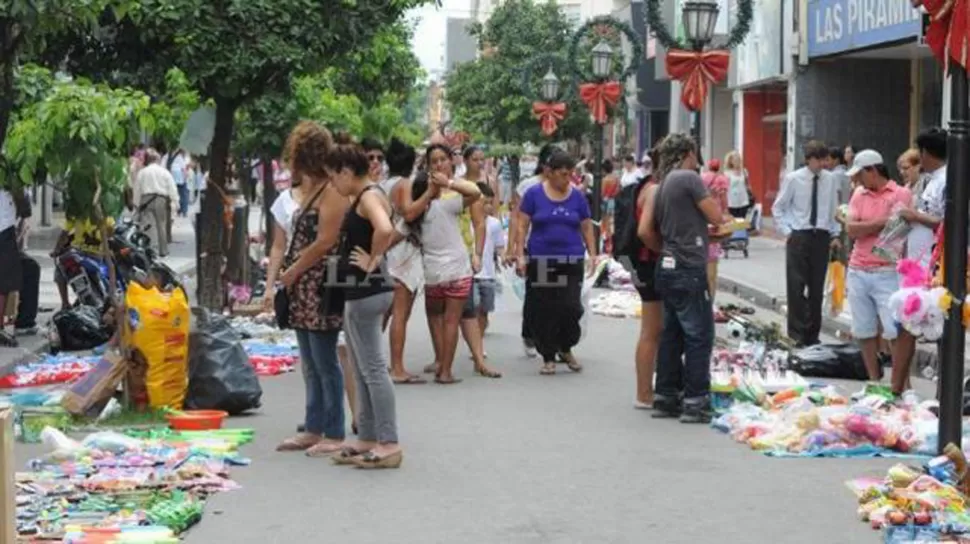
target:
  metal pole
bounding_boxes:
[592,122,605,250]
[691,110,701,156]
[938,65,969,453]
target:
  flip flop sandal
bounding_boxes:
[333,446,370,465]
[474,366,502,379]
[275,434,320,452]
[393,374,428,385]
[434,375,464,385]
[540,363,556,375]
[305,442,344,458]
[353,450,403,469]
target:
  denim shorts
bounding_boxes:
[847,267,900,340]
[462,278,496,318]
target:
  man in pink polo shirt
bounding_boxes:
[845,149,911,381]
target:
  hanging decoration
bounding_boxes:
[913,0,970,70]
[566,16,642,124]
[532,101,567,136]
[645,0,753,112]
[579,82,622,125]
[665,49,730,111]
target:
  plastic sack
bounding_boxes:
[826,260,846,316]
[871,205,911,263]
[789,343,873,381]
[123,282,191,410]
[81,430,142,454]
[51,305,112,352]
[185,308,262,414]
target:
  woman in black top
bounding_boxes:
[324,133,401,469]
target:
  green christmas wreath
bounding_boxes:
[645,0,753,51]
[567,15,643,82]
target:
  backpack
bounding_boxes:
[612,176,649,267]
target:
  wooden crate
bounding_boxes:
[0,408,14,544]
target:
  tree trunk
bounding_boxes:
[196,100,237,310]
[261,156,277,256]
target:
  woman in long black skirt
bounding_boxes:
[513,150,598,375]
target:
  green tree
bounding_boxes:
[444,0,591,143]
[0,0,129,151]
[47,0,432,309]
[150,68,204,153]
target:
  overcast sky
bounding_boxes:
[410,0,473,79]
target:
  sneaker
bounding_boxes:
[679,397,713,424]
[651,394,681,418]
[14,326,37,337]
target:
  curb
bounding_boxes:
[717,274,941,380]
[0,260,198,380]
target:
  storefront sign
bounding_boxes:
[807,0,922,57]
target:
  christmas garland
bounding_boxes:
[567,15,643,82]
[645,0,753,51]
[518,53,574,101]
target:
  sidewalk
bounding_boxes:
[717,234,945,378]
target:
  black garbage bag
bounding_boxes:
[788,343,881,381]
[185,308,262,414]
[51,305,113,352]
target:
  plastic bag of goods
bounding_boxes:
[185,308,262,414]
[123,281,191,410]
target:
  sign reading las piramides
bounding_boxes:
[808,0,922,58]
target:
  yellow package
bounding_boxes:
[123,282,190,409]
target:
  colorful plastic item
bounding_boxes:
[166,410,228,431]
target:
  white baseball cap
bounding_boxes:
[846,149,884,177]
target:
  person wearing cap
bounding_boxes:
[844,149,912,381]
[772,140,842,347]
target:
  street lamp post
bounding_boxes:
[589,40,613,245]
[541,68,561,102]
[681,0,720,151]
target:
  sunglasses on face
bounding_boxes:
[368,153,384,162]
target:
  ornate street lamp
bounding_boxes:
[590,41,613,79]
[646,0,752,152]
[682,1,720,51]
[567,17,642,250]
[914,0,970,453]
[541,68,560,102]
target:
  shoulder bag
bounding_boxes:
[274,186,326,329]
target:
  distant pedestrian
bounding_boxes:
[620,154,640,188]
[773,140,842,347]
[515,149,597,376]
[829,146,852,205]
[362,137,385,184]
[701,158,729,298]
[14,190,38,337]
[133,149,179,257]
[724,150,750,218]
[843,150,911,381]
[168,149,190,217]
[645,133,727,423]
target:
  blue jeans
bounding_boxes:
[654,266,715,402]
[295,329,345,438]
[176,183,190,216]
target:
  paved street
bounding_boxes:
[12,286,914,544]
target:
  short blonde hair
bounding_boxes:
[898,148,920,167]
[724,150,743,171]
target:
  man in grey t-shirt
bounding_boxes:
[646,134,727,424]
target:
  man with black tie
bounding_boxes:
[772,140,842,346]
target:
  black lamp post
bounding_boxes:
[588,40,613,246]
[681,0,720,150]
[939,66,969,453]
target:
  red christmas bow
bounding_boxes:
[532,101,567,136]
[579,81,622,124]
[913,0,970,70]
[665,49,730,112]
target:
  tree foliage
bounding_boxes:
[3,71,155,219]
[150,68,204,152]
[445,0,592,143]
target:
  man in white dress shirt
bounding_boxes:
[772,140,842,346]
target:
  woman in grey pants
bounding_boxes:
[325,133,402,469]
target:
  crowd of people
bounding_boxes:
[774,129,949,398]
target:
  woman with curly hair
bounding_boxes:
[275,121,353,456]
[641,133,727,423]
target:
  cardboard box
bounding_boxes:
[61,351,128,416]
[0,408,15,544]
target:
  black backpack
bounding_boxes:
[612,176,649,268]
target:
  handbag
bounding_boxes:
[275,187,325,329]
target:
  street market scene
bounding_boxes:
[4,0,970,543]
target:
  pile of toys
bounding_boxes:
[846,444,970,541]
[0,354,100,388]
[713,384,942,458]
[13,426,252,540]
